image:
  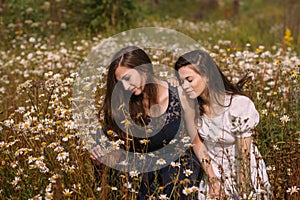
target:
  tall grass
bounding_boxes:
[0,1,299,199]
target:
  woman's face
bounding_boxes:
[178,65,207,99]
[115,66,145,96]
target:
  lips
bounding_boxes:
[184,88,197,99]
[130,87,137,93]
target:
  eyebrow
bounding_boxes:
[182,75,193,80]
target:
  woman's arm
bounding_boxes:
[178,86,221,196]
[237,136,251,193]
[90,145,123,167]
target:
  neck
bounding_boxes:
[203,92,225,117]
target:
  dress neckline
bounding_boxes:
[202,94,232,120]
[147,81,170,118]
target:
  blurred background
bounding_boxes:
[0,0,299,51]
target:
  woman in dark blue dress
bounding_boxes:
[91,46,202,199]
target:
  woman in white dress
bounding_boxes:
[174,50,271,199]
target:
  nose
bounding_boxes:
[181,80,189,90]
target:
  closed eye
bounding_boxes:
[186,77,193,82]
[122,74,130,81]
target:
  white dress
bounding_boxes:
[197,95,271,200]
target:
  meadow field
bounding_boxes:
[0,0,299,199]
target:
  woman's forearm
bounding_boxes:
[91,145,123,167]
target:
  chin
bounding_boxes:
[134,90,142,96]
[189,95,197,99]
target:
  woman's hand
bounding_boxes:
[167,77,180,87]
[90,145,104,165]
[209,177,222,199]
[177,86,196,112]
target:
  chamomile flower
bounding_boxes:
[182,187,192,196]
[156,158,166,165]
[181,136,190,143]
[63,188,73,197]
[183,169,193,177]
[57,151,69,162]
[11,176,21,187]
[280,114,290,124]
[159,194,169,200]
[129,170,140,178]
[171,162,181,168]
[111,186,118,191]
[286,186,299,195]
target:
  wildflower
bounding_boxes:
[125,182,132,189]
[184,143,194,148]
[45,183,52,193]
[146,128,153,133]
[139,154,146,160]
[266,166,275,171]
[111,186,118,191]
[35,160,49,173]
[49,174,60,183]
[181,136,190,143]
[287,168,291,175]
[156,158,166,165]
[148,153,156,157]
[272,144,279,150]
[159,71,168,77]
[99,135,108,144]
[3,119,14,127]
[169,139,177,144]
[11,161,18,168]
[190,186,198,192]
[64,120,76,129]
[11,176,21,187]
[21,120,31,129]
[96,187,101,191]
[62,134,74,142]
[110,140,124,150]
[290,70,298,78]
[45,71,53,78]
[54,146,64,152]
[129,170,140,178]
[48,142,58,148]
[63,188,73,197]
[286,186,299,195]
[37,124,44,131]
[28,156,36,164]
[121,119,132,127]
[183,169,193,177]
[15,107,25,113]
[182,187,192,196]
[57,151,69,162]
[159,194,169,200]
[284,28,294,47]
[29,194,42,200]
[107,130,115,136]
[45,192,54,200]
[280,115,290,124]
[171,162,181,168]
[139,139,150,144]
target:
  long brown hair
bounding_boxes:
[102,46,158,139]
[174,49,249,116]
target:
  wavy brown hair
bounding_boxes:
[174,49,250,117]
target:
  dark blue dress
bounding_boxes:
[132,84,202,199]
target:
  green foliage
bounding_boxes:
[0,0,139,47]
